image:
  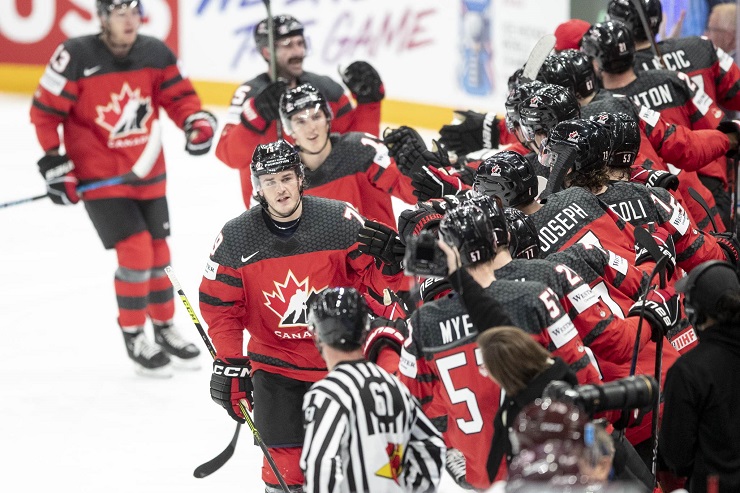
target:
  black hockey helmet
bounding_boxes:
[439,205,497,266]
[559,49,598,100]
[307,287,370,350]
[250,140,304,203]
[607,0,662,42]
[504,80,546,132]
[508,67,525,92]
[254,15,304,50]
[474,151,538,208]
[675,260,740,327]
[518,84,581,145]
[464,195,510,249]
[581,21,636,74]
[536,55,574,95]
[279,83,333,136]
[589,111,640,168]
[544,119,611,174]
[97,0,142,15]
[504,207,540,260]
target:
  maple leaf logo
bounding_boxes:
[567,130,580,142]
[95,82,152,138]
[375,443,403,483]
[263,271,327,327]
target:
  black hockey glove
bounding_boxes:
[251,79,288,123]
[717,120,740,158]
[628,286,680,342]
[634,226,676,280]
[37,154,79,205]
[363,317,408,364]
[184,110,217,156]
[340,61,384,104]
[210,358,254,423]
[357,220,405,275]
[631,167,679,191]
[383,126,450,176]
[438,110,500,155]
[710,231,740,268]
[397,204,444,246]
[411,165,475,202]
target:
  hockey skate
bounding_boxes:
[445,448,474,490]
[122,330,173,378]
[153,322,201,370]
[265,485,303,493]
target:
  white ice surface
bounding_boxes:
[0,93,464,492]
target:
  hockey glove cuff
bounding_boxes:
[357,220,406,271]
[363,318,408,364]
[397,205,444,246]
[631,167,679,191]
[210,358,253,423]
[710,231,740,268]
[38,154,79,205]
[184,110,218,156]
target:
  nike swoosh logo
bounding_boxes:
[241,251,259,263]
[83,65,102,77]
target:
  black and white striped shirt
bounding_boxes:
[300,359,444,493]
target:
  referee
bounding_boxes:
[301,287,445,493]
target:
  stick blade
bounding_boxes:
[193,424,240,478]
[521,34,556,81]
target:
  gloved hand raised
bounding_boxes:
[357,220,405,275]
[383,126,450,176]
[411,165,475,201]
[340,61,384,104]
[210,358,254,423]
[438,110,500,155]
[249,79,288,123]
[37,154,79,205]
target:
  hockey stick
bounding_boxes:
[164,267,291,493]
[687,186,719,233]
[2,119,162,210]
[628,0,664,65]
[632,226,667,484]
[520,34,556,82]
[263,0,284,140]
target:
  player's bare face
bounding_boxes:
[274,35,306,80]
[258,170,303,219]
[290,108,329,154]
[102,7,141,53]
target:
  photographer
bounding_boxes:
[660,261,740,493]
[476,326,655,491]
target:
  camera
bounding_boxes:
[542,375,658,417]
[403,230,448,278]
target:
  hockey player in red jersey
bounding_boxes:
[200,140,403,493]
[398,204,601,489]
[582,20,730,232]
[29,0,218,376]
[215,15,384,208]
[277,83,415,225]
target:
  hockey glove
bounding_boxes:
[710,231,740,268]
[363,317,408,364]
[357,220,405,275]
[717,120,740,158]
[628,286,680,342]
[210,358,254,423]
[635,226,677,280]
[251,79,288,123]
[411,165,474,202]
[184,110,217,156]
[438,110,500,155]
[37,154,79,205]
[631,167,679,191]
[397,204,444,246]
[383,126,450,176]
[340,61,385,104]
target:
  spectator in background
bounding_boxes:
[554,19,591,52]
[660,260,740,493]
[705,3,737,56]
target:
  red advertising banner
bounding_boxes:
[0,0,178,65]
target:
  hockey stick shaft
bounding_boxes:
[629,0,663,65]
[687,186,719,233]
[263,0,283,140]
[2,120,162,210]
[521,34,556,82]
[164,267,290,493]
